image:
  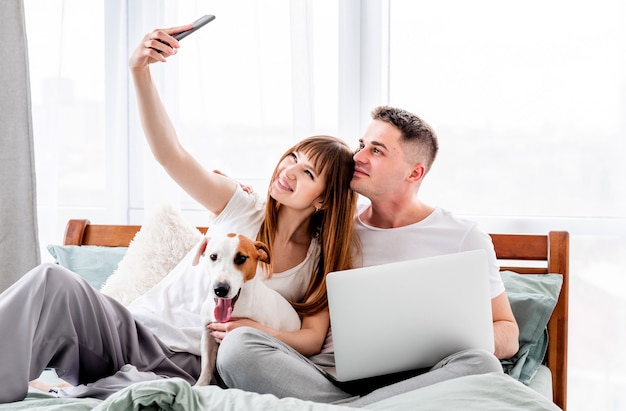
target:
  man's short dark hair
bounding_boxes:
[371,106,439,171]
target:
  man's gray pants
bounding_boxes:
[217,326,504,406]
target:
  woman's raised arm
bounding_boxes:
[129,27,237,215]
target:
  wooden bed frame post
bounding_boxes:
[63,219,90,246]
[546,231,569,411]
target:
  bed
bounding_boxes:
[1,218,568,411]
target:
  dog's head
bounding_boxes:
[192,233,270,322]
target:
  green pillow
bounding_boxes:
[47,245,128,290]
[499,271,562,384]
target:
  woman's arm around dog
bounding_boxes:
[208,305,330,357]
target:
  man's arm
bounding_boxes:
[491,292,519,359]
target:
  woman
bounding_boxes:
[0,26,357,404]
[128,24,358,359]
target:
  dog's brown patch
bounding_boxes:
[235,235,260,282]
[235,234,270,282]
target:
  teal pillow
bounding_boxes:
[499,271,562,384]
[47,245,128,290]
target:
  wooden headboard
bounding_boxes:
[63,219,569,410]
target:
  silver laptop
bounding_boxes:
[326,249,494,382]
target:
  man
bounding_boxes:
[342,105,519,405]
[351,106,519,359]
[217,106,519,406]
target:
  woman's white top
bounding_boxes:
[129,187,319,355]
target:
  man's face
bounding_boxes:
[350,120,413,199]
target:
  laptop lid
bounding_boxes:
[326,249,494,382]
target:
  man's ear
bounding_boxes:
[407,164,426,183]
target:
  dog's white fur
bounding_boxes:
[193,233,301,386]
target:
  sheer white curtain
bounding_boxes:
[24,0,129,260]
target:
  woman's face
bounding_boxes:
[269,150,326,213]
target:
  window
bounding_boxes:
[25,0,108,245]
[389,0,625,219]
[26,1,107,204]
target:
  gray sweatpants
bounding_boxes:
[217,327,504,406]
[0,263,200,404]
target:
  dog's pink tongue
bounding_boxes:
[214,298,234,323]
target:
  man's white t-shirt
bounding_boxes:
[321,204,505,354]
[129,186,319,355]
[355,204,505,298]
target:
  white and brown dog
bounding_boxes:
[192,233,301,386]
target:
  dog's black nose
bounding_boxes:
[214,282,230,297]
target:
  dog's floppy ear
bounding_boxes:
[192,237,209,266]
[254,241,271,264]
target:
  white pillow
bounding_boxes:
[100,204,204,306]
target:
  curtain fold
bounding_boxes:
[0,0,40,292]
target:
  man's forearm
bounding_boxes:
[493,320,520,359]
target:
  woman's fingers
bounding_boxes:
[129,24,192,70]
[150,24,193,50]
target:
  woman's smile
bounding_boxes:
[275,176,293,192]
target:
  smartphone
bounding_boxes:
[173,15,216,41]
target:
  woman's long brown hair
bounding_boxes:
[256,135,359,316]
